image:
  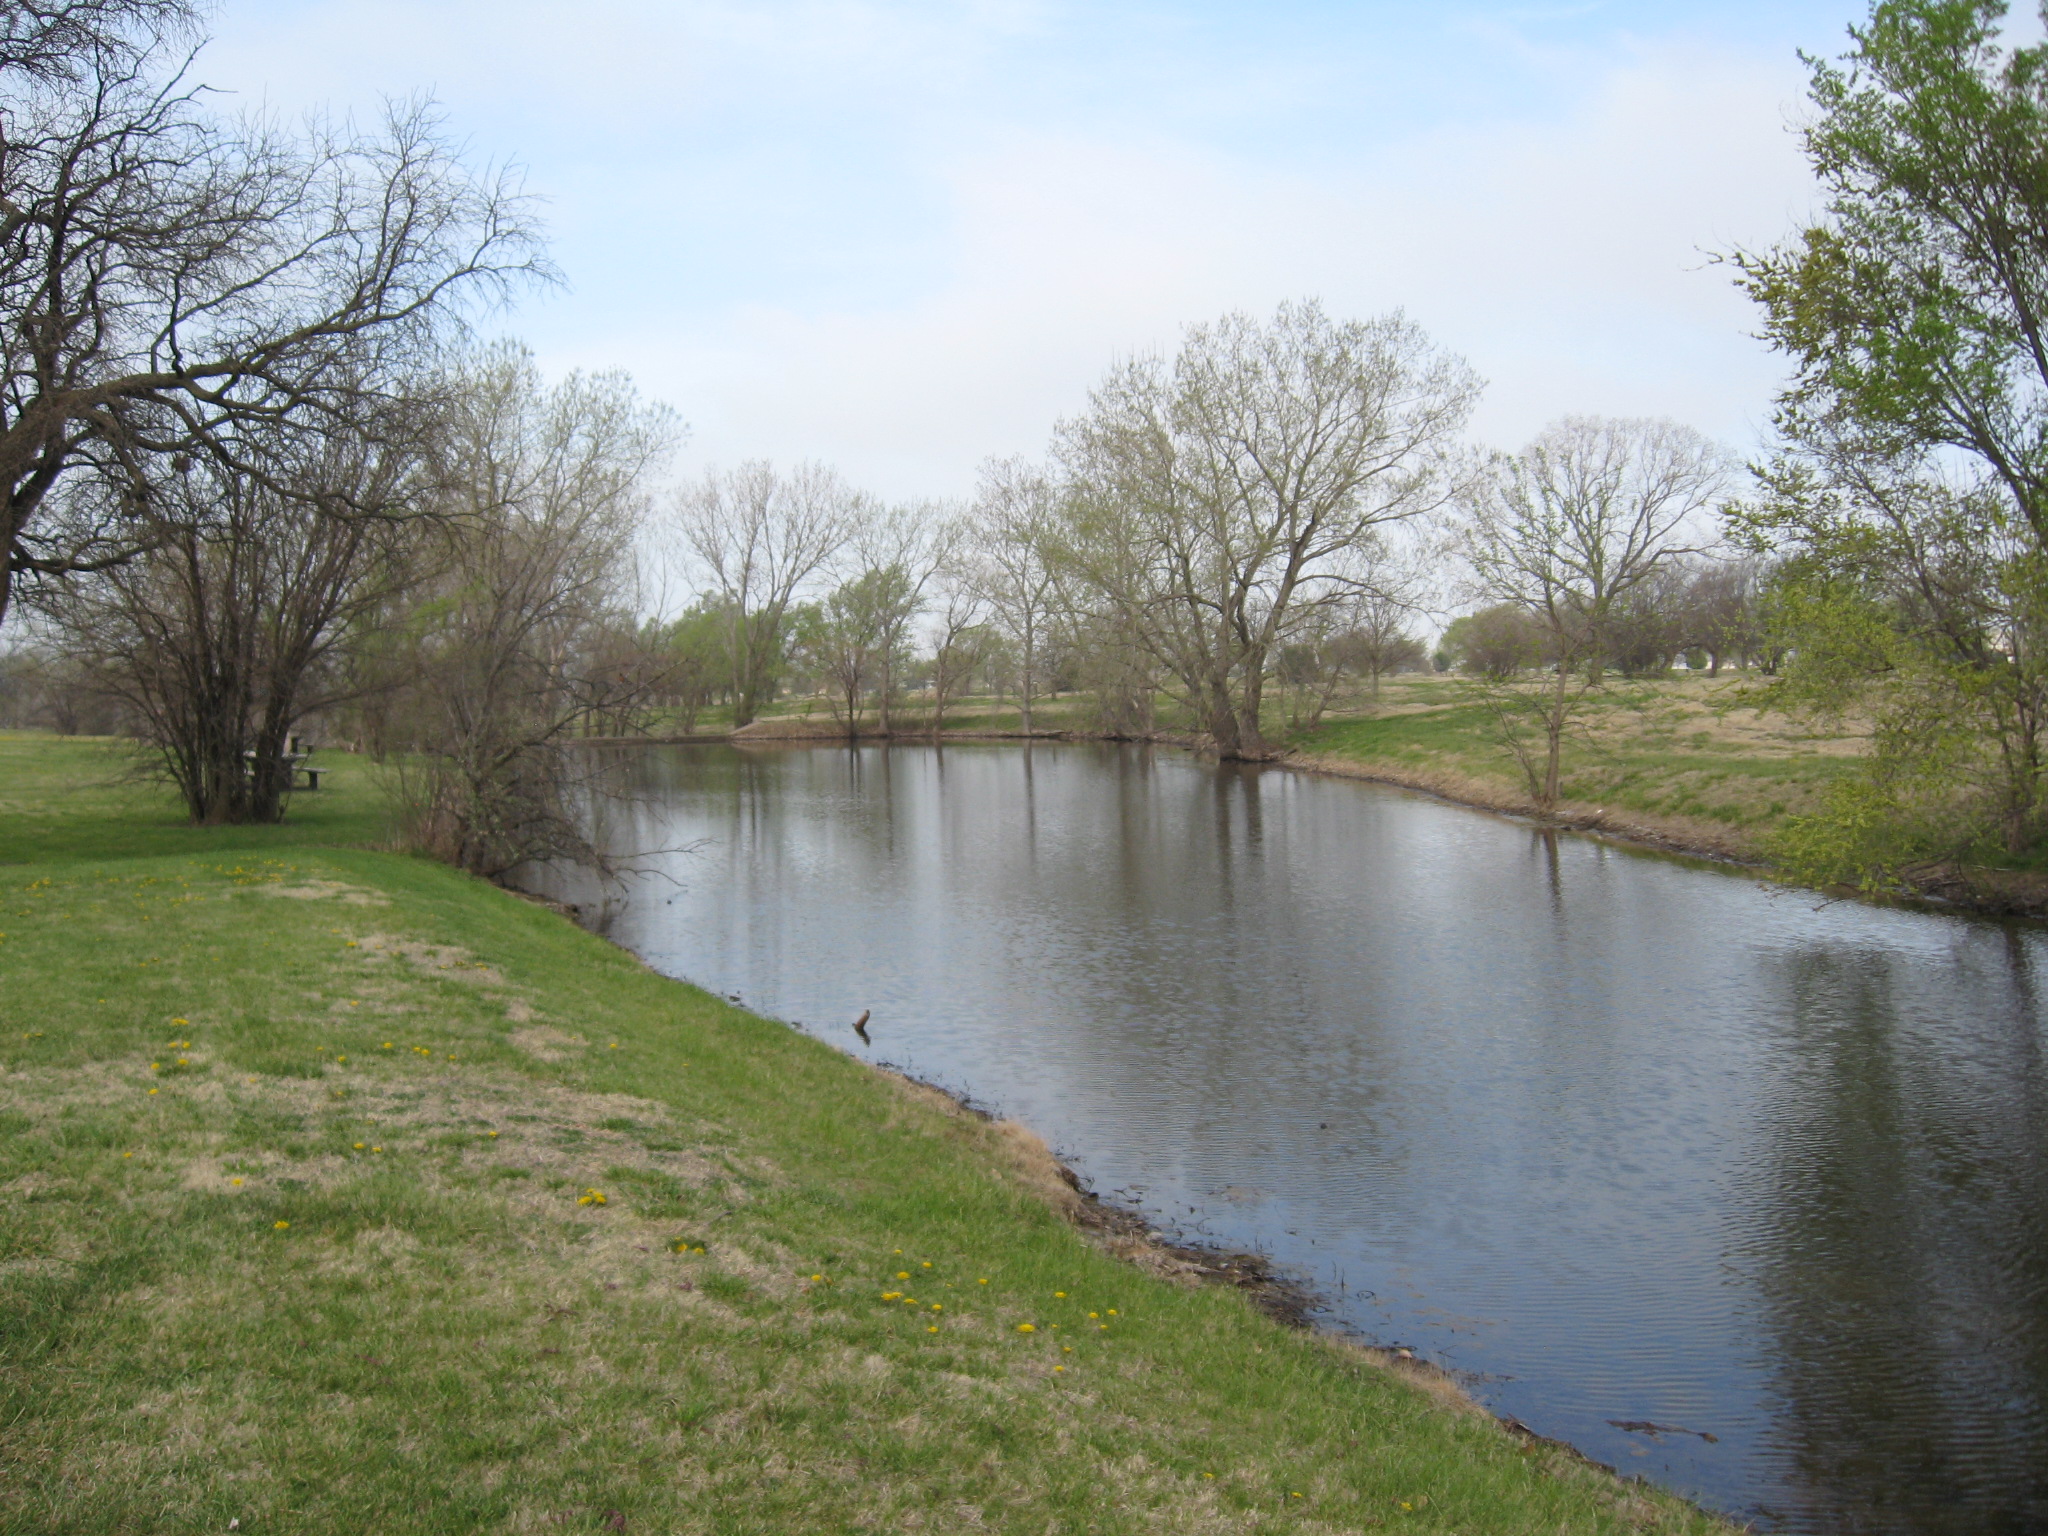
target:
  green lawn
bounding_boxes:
[0,733,1725,1533]
[1292,674,1863,850]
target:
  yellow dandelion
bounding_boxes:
[229,1177,242,1186]
[1053,1365,1064,1373]
[1098,1324,1108,1331]
[1107,1308,1118,1316]
[149,1062,159,1071]
[1291,1492,1303,1500]
[921,1261,932,1269]
[172,1018,187,1025]
[147,1087,157,1095]
[1399,1502,1412,1512]
[902,1297,917,1306]
[1016,1323,1036,1334]
[1054,1291,1066,1298]
[371,1146,382,1153]
[123,1151,132,1159]
[1062,1345,1072,1353]
[381,1042,393,1049]
[881,1291,902,1301]
[1088,1311,1099,1319]
[810,1273,823,1282]
[487,1130,498,1138]
[354,1143,365,1150]
[930,1303,942,1312]
[273,1220,289,1230]
[175,1058,187,1066]
[896,1271,910,1280]
[1203,1472,1215,1479]
[336,1056,346,1064]
[608,1042,619,1049]
[977,1277,989,1285]
[348,1001,359,1007]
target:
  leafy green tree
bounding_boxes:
[1733,1,2048,880]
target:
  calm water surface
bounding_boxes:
[557,742,2048,1534]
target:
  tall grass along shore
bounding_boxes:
[0,733,1725,1532]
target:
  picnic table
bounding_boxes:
[244,738,322,791]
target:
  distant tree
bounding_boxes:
[1460,416,1732,806]
[1439,604,1548,680]
[673,462,861,728]
[1051,300,1478,758]
[964,458,1060,734]
[657,601,729,734]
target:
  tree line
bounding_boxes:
[0,0,2041,889]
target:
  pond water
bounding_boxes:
[548,741,2048,1534]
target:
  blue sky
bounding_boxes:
[204,1,1894,497]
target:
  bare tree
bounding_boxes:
[1460,416,1733,807]
[380,346,677,878]
[924,581,990,735]
[1051,300,1478,758]
[0,19,547,626]
[852,500,959,734]
[964,457,1059,734]
[41,425,422,822]
[672,461,861,727]
[0,0,198,83]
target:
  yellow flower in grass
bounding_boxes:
[927,1325,938,1333]
[354,1143,365,1151]
[577,1189,608,1207]
[896,1271,910,1280]
[1016,1323,1035,1334]
[880,1292,902,1301]
[229,1178,242,1187]
[977,1277,989,1286]
[273,1220,289,1230]
[929,1303,942,1312]
[146,1087,157,1095]
[1054,1291,1066,1299]
[920,1261,932,1269]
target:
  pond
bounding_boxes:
[545,741,2048,1534]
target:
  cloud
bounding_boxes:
[578,37,1816,494]
[210,3,1822,498]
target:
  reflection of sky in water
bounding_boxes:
[550,743,2048,1535]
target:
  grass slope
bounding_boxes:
[0,735,1725,1533]
[1290,675,1862,856]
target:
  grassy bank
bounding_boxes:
[0,731,1728,1533]
[1286,673,1862,861]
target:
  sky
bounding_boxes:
[201,0,1897,501]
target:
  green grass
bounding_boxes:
[0,733,1726,1533]
[1292,674,1863,848]
[0,733,396,862]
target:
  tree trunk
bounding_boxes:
[1541,666,1568,809]
[1020,624,1035,735]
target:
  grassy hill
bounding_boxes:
[0,732,1725,1533]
